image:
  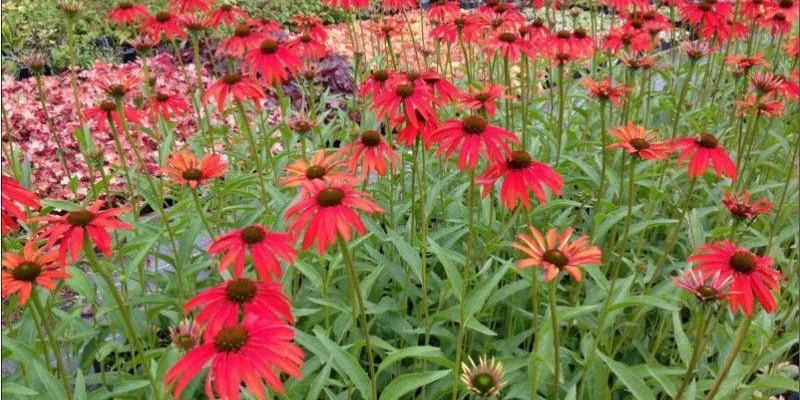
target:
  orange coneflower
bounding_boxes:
[582,77,632,108]
[511,226,602,282]
[282,150,352,188]
[2,242,69,305]
[162,152,227,188]
[607,123,671,160]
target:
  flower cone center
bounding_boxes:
[462,116,488,134]
[471,373,497,395]
[234,25,252,37]
[260,39,279,54]
[361,130,382,147]
[99,101,117,113]
[181,168,203,181]
[12,262,42,282]
[305,165,327,180]
[498,32,517,43]
[225,278,257,303]
[729,251,757,273]
[395,84,414,97]
[542,249,569,268]
[214,326,249,352]
[317,188,345,206]
[156,93,170,102]
[374,70,390,82]
[629,138,651,150]
[507,151,532,169]
[67,210,95,227]
[155,12,171,22]
[240,225,266,244]
[222,73,242,85]
[697,132,718,148]
[697,285,719,301]
[118,2,134,9]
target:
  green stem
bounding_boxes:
[674,307,715,400]
[338,238,378,400]
[190,188,215,237]
[548,280,561,398]
[453,167,477,399]
[702,318,752,400]
[30,293,73,399]
[83,239,162,399]
[235,101,271,210]
[555,64,566,166]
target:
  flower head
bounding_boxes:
[607,123,671,160]
[243,38,302,86]
[203,72,265,111]
[2,242,69,305]
[164,317,304,399]
[32,201,132,263]
[688,241,784,316]
[582,77,632,107]
[82,100,144,132]
[673,270,733,303]
[185,278,294,341]
[285,180,383,253]
[372,81,437,129]
[208,225,297,280]
[432,116,520,170]
[735,94,785,116]
[147,92,190,122]
[459,84,505,117]
[162,152,227,188]
[109,2,150,25]
[2,174,40,235]
[673,132,737,180]
[460,356,506,397]
[282,151,352,188]
[217,25,267,58]
[511,226,602,282]
[339,130,400,178]
[171,0,215,13]
[476,151,563,209]
[722,190,772,220]
[142,11,187,41]
[207,4,249,28]
[170,319,202,351]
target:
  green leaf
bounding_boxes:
[388,232,422,282]
[307,327,372,400]
[609,295,678,312]
[752,374,799,391]
[465,262,506,319]
[672,311,692,367]
[2,382,39,396]
[377,346,452,375]
[33,361,68,400]
[597,351,656,400]
[379,370,451,400]
[111,380,149,395]
[73,370,87,400]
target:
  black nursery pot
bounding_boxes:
[16,66,32,80]
[121,48,138,63]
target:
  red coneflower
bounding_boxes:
[511,226,602,282]
[2,242,68,305]
[32,201,132,263]
[382,0,418,11]
[250,17,283,35]
[582,77,632,108]
[372,81,437,129]
[673,269,733,303]
[170,0,215,13]
[207,4,249,28]
[722,190,772,220]
[484,31,533,63]
[780,71,800,100]
[680,40,714,60]
[1,174,40,235]
[360,69,396,98]
[285,180,383,253]
[428,0,461,23]
[749,72,785,95]
[735,94,785,117]
[180,12,211,34]
[243,38,302,86]
[603,25,652,54]
[619,52,656,70]
[208,224,297,280]
[758,9,794,35]
[291,15,328,42]
[185,278,293,341]
[395,118,439,149]
[460,84,505,117]
[287,34,329,61]
[476,150,563,209]
[673,132,737,180]
[108,2,151,25]
[203,72,265,112]
[680,0,732,38]
[724,54,769,76]
[217,25,267,57]
[688,241,784,316]
[282,150,352,188]
[340,130,400,178]
[162,152,227,188]
[96,75,142,100]
[432,116,520,170]
[164,317,304,399]
[370,17,405,40]
[607,123,671,160]
[740,0,772,18]
[147,92,190,122]
[82,100,144,132]
[419,70,461,102]
[142,11,187,42]
[602,0,651,12]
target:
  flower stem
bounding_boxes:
[453,167,477,399]
[670,61,697,140]
[82,239,162,400]
[674,307,716,400]
[338,238,377,400]
[30,293,73,400]
[190,188,215,237]
[235,101,271,210]
[548,280,561,398]
[555,64,566,166]
[702,317,752,400]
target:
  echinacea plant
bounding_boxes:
[0,1,797,400]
